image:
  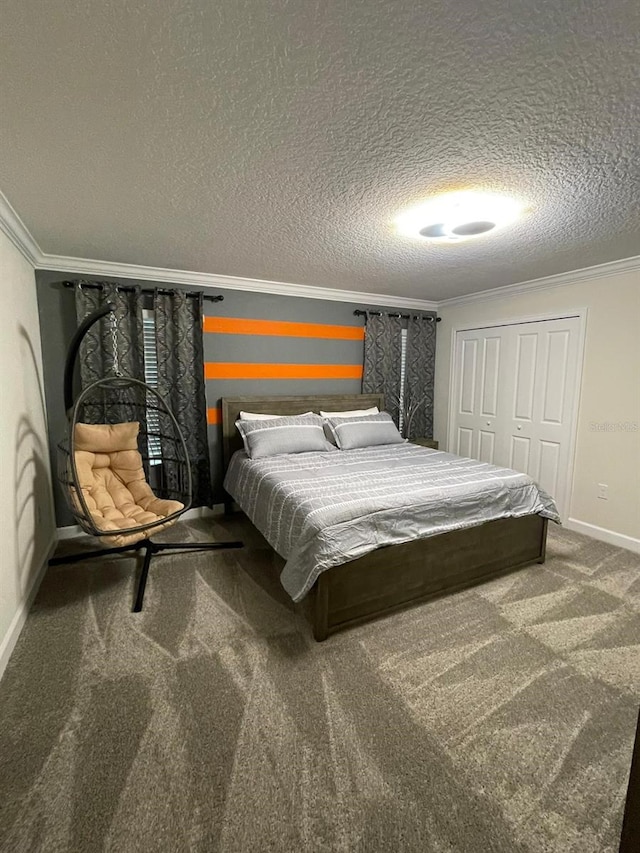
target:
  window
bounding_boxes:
[142,309,163,465]
[398,327,408,434]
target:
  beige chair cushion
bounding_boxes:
[72,421,184,547]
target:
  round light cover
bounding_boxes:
[395,190,524,242]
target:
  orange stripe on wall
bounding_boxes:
[207,407,221,425]
[204,363,363,380]
[203,316,364,341]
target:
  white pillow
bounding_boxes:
[235,414,336,458]
[240,410,313,420]
[320,406,379,418]
[325,412,404,450]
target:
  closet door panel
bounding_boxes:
[451,316,581,518]
[452,330,506,460]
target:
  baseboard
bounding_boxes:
[55,504,227,541]
[565,518,640,555]
[56,524,84,540]
[0,537,58,682]
[183,504,226,520]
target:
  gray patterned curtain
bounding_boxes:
[362,312,403,426]
[74,280,146,424]
[154,290,213,508]
[404,315,437,440]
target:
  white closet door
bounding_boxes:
[502,317,581,517]
[452,330,506,465]
[451,316,582,518]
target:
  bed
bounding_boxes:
[221,394,558,641]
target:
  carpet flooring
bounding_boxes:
[1,516,639,853]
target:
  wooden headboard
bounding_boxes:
[221,393,385,470]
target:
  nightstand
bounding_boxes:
[410,438,439,449]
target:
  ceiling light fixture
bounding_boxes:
[394,190,524,242]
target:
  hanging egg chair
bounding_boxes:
[51,301,242,611]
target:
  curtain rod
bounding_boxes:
[62,281,224,302]
[353,309,440,322]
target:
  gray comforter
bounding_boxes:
[224,444,560,602]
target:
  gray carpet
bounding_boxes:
[1,516,638,853]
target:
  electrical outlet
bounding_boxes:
[597,483,608,500]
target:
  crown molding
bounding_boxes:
[438,253,640,308]
[2,187,638,311]
[0,190,41,266]
[37,251,440,311]
[39,248,640,313]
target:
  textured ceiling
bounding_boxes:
[1,0,639,300]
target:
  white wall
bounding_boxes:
[434,270,640,549]
[0,229,56,677]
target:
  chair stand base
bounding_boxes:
[49,538,244,612]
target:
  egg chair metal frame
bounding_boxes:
[50,300,243,612]
[62,376,193,538]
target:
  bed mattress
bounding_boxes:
[223,444,560,602]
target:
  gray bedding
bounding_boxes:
[223,444,560,602]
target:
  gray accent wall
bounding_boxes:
[36,270,435,527]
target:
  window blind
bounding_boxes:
[398,327,407,433]
[143,309,163,464]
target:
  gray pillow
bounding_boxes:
[325,412,405,450]
[235,413,336,459]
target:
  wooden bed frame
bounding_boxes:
[221,394,548,641]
